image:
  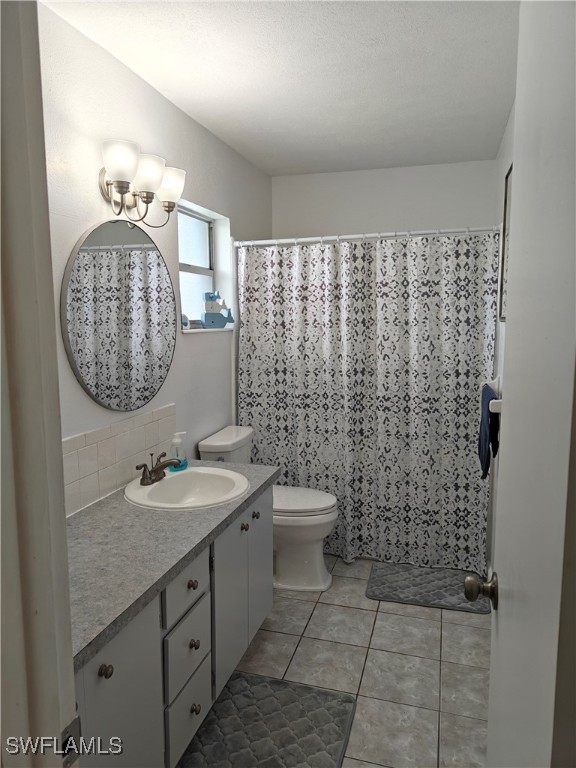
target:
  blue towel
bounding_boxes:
[478,384,500,479]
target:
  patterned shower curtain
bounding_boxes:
[67,247,175,410]
[237,234,498,573]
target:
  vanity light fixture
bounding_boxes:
[99,139,186,228]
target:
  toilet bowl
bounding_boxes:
[198,426,338,592]
[273,485,338,591]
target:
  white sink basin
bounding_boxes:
[124,466,250,510]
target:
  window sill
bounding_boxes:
[181,327,235,334]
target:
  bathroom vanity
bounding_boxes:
[67,460,280,768]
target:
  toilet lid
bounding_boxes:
[273,485,337,516]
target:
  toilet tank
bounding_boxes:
[198,426,253,464]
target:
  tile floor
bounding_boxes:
[236,555,491,768]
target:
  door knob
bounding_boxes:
[464,572,498,610]
[252,510,260,520]
[241,522,250,531]
[190,703,202,716]
[98,664,114,679]
[189,639,201,650]
[187,579,199,590]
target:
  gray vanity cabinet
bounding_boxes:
[75,596,164,767]
[213,487,273,695]
[73,483,275,767]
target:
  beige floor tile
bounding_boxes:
[441,662,489,720]
[371,612,441,660]
[324,553,338,572]
[274,587,321,602]
[320,575,378,611]
[333,558,375,580]
[284,636,367,694]
[305,602,376,647]
[379,601,442,622]
[346,696,439,768]
[262,596,315,635]
[441,624,490,668]
[360,649,440,710]
[442,609,491,629]
[439,712,487,767]
[236,630,299,679]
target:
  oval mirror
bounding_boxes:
[61,220,176,411]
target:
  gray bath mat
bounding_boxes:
[177,671,357,768]
[366,562,491,614]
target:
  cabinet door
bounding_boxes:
[213,512,249,696]
[248,487,274,641]
[80,597,164,768]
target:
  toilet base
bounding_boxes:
[274,573,332,592]
[273,507,337,591]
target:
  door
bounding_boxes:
[79,598,164,768]
[213,512,249,695]
[247,487,274,641]
[1,3,77,765]
[486,4,575,767]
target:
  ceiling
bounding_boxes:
[44,1,519,176]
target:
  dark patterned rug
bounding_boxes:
[177,672,357,768]
[366,562,491,614]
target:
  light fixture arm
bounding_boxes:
[124,195,150,224]
[144,202,175,229]
[99,167,134,216]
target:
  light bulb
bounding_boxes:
[132,154,166,194]
[157,167,186,203]
[102,140,140,183]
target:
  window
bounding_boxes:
[177,206,214,326]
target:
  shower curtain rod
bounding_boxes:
[82,244,159,250]
[234,226,498,248]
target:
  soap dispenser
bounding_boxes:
[168,432,188,472]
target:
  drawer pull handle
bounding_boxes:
[189,639,201,650]
[252,510,260,520]
[187,579,199,590]
[190,703,202,716]
[98,664,114,679]
[241,522,250,532]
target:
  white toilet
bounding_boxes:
[198,426,338,591]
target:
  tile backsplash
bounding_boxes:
[62,403,176,516]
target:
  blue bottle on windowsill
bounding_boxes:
[168,432,189,471]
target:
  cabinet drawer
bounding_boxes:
[165,653,212,768]
[163,548,209,629]
[164,591,211,704]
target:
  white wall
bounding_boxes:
[485,104,514,569]
[38,7,272,456]
[493,104,515,379]
[495,104,515,218]
[272,160,499,238]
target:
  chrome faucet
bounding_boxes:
[136,452,181,485]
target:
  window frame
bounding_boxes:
[177,205,215,322]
